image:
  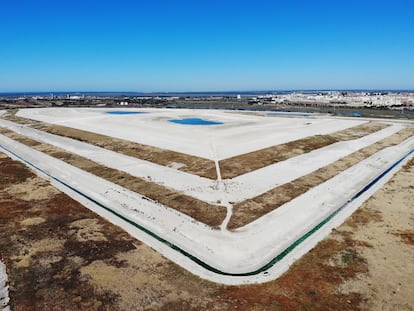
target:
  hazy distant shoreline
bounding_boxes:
[0,89,413,99]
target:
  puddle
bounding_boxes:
[169,118,223,125]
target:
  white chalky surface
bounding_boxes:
[17,108,366,160]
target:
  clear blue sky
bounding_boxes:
[1,0,413,92]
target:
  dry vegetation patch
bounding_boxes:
[0,151,34,190]
[5,177,60,201]
[393,230,414,246]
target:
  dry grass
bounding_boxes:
[393,230,414,246]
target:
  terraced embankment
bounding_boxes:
[219,122,388,178]
[1,114,412,231]
[228,126,414,229]
[4,113,218,179]
[0,128,227,227]
[3,113,388,180]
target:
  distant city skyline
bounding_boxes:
[1,0,413,92]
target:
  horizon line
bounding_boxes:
[1,88,414,95]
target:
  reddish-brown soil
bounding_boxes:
[1,153,413,310]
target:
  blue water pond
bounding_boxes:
[169,118,223,125]
[106,111,147,115]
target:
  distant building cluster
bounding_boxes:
[250,92,414,109]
